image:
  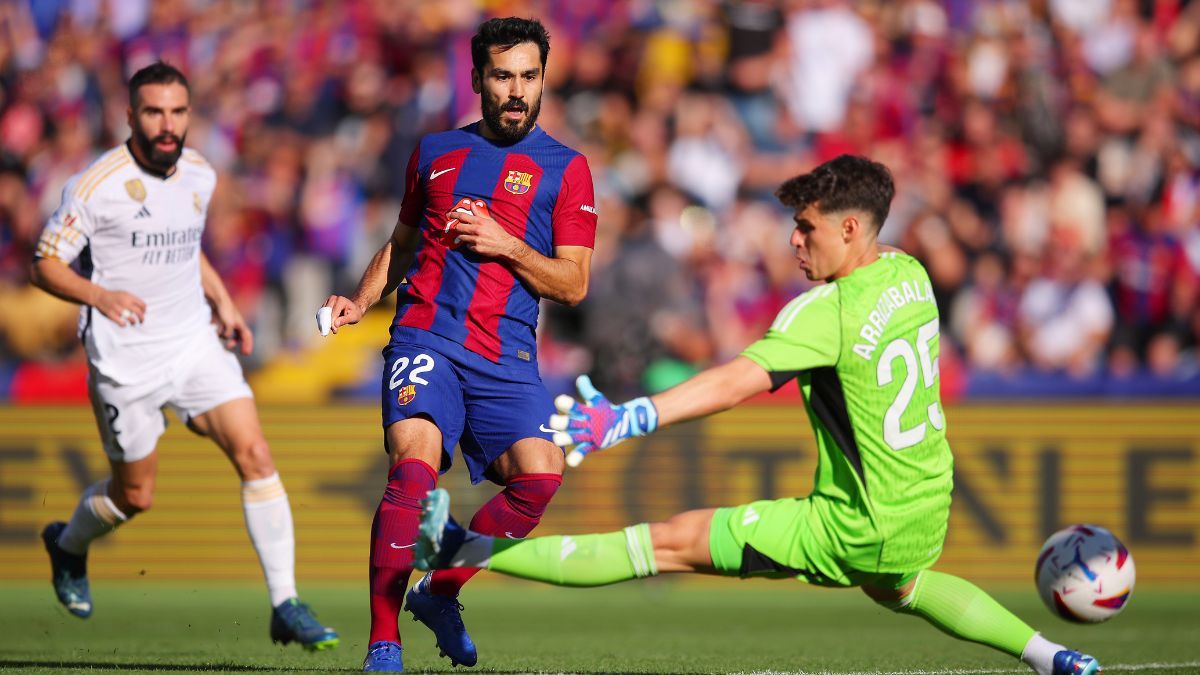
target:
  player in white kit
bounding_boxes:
[31,62,338,651]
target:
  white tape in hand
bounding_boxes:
[316,306,333,337]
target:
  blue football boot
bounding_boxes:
[362,640,404,672]
[1052,650,1102,675]
[41,522,92,618]
[270,598,340,651]
[404,573,477,667]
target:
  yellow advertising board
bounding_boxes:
[0,404,1196,585]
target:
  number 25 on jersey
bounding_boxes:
[876,318,945,451]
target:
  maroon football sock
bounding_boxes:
[368,458,438,644]
[428,473,562,596]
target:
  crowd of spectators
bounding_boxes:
[1,0,1198,401]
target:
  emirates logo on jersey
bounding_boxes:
[504,170,533,195]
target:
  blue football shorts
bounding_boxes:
[380,336,558,484]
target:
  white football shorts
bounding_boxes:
[87,328,254,462]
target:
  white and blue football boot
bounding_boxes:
[1052,649,1102,675]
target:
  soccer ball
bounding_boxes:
[1035,524,1135,623]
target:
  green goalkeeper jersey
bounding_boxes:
[741,252,953,573]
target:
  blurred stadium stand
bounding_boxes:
[1,0,1200,403]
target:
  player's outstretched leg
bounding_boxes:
[416,488,659,587]
[869,570,1102,675]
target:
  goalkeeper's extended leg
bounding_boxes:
[416,488,718,586]
[865,571,1101,675]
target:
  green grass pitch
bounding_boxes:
[1,581,1197,674]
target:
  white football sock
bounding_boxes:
[58,480,128,555]
[1021,633,1066,675]
[241,472,297,607]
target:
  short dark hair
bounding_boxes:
[775,155,895,232]
[128,61,189,108]
[471,17,551,74]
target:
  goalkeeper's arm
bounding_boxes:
[648,356,772,428]
[552,357,772,466]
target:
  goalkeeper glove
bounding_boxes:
[548,375,658,467]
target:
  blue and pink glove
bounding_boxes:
[549,375,658,467]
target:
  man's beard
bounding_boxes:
[132,126,185,172]
[481,95,541,142]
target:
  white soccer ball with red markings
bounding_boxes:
[1035,524,1135,623]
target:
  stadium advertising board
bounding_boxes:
[0,404,1195,584]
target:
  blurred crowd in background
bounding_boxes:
[1,0,1199,401]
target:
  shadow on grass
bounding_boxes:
[0,661,353,672]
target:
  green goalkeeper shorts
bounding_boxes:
[708,497,920,589]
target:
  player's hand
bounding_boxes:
[212,299,254,355]
[548,375,658,467]
[322,295,363,334]
[94,288,146,327]
[452,201,519,260]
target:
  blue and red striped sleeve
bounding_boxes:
[551,154,597,248]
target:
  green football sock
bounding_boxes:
[892,570,1036,658]
[485,524,658,587]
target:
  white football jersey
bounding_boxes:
[37,143,218,384]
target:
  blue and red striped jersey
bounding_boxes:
[393,122,597,370]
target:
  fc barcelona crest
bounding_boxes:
[396,384,417,406]
[504,170,533,195]
[124,179,147,203]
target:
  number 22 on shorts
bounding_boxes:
[389,353,435,406]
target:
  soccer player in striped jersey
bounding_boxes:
[321,18,597,672]
[32,62,337,651]
[415,156,1103,675]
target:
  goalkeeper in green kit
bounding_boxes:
[414,155,1102,675]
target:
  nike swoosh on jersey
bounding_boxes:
[390,542,416,549]
[430,168,456,180]
[538,425,556,434]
